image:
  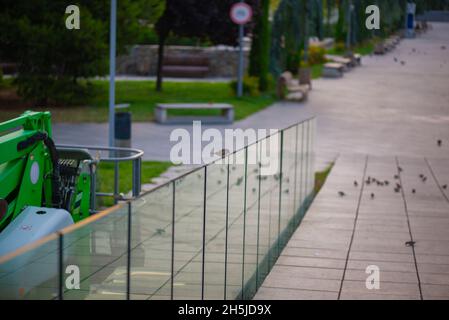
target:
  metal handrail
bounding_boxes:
[56,144,144,212]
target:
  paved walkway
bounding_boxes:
[254,23,449,300]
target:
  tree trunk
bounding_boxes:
[156,32,166,92]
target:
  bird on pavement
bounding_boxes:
[405,241,416,247]
[338,191,346,197]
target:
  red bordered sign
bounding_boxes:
[230,2,253,25]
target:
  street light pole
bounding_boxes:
[237,0,245,98]
[346,0,354,53]
[109,0,117,149]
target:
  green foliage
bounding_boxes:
[250,0,271,92]
[230,76,261,97]
[270,0,303,77]
[307,45,327,65]
[0,80,275,123]
[154,0,260,91]
[97,160,173,208]
[0,0,164,105]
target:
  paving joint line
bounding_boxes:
[337,155,369,299]
[395,156,423,300]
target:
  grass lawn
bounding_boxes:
[0,80,276,123]
[314,163,334,195]
[97,160,173,207]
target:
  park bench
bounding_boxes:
[344,52,362,66]
[154,103,234,124]
[162,54,210,78]
[322,62,344,78]
[325,54,352,70]
[277,71,309,102]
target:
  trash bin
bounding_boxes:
[115,104,131,156]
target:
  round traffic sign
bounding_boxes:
[230,2,253,25]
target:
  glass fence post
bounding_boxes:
[241,146,248,299]
[293,124,299,227]
[224,163,230,300]
[305,121,310,204]
[277,130,284,255]
[170,181,176,300]
[201,166,207,300]
[256,158,262,289]
[58,232,64,300]
[126,201,131,300]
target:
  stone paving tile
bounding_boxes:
[262,273,341,292]
[340,280,421,297]
[421,284,449,299]
[281,247,348,260]
[254,287,338,300]
[346,259,416,273]
[349,251,414,263]
[344,269,418,284]
[276,256,346,269]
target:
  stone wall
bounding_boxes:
[116,45,250,77]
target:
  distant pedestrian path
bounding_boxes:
[254,22,449,300]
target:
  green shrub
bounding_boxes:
[334,42,346,54]
[307,45,327,65]
[230,76,260,97]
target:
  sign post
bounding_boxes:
[406,2,416,38]
[109,0,117,151]
[230,1,253,98]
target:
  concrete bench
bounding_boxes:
[277,71,309,102]
[325,55,352,70]
[322,62,344,78]
[155,103,234,124]
[344,53,362,66]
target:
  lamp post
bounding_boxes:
[108,0,117,150]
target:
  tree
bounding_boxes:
[155,0,259,92]
[0,0,164,105]
[249,0,270,91]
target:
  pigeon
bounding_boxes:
[401,61,406,66]
[442,184,447,190]
[156,229,165,235]
[252,188,257,193]
[394,188,400,193]
[370,193,375,199]
[412,189,416,194]
[438,139,442,147]
[419,174,424,178]
[394,57,398,62]
[354,181,358,187]
[384,180,390,186]
[217,180,222,185]
[394,174,399,179]
[405,241,416,247]
[236,177,243,186]
[338,191,346,197]
[442,45,447,50]
[398,166,403,172]
[284,189,289,194]
[422,177,427,182]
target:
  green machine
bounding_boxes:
[0,111,94,256]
